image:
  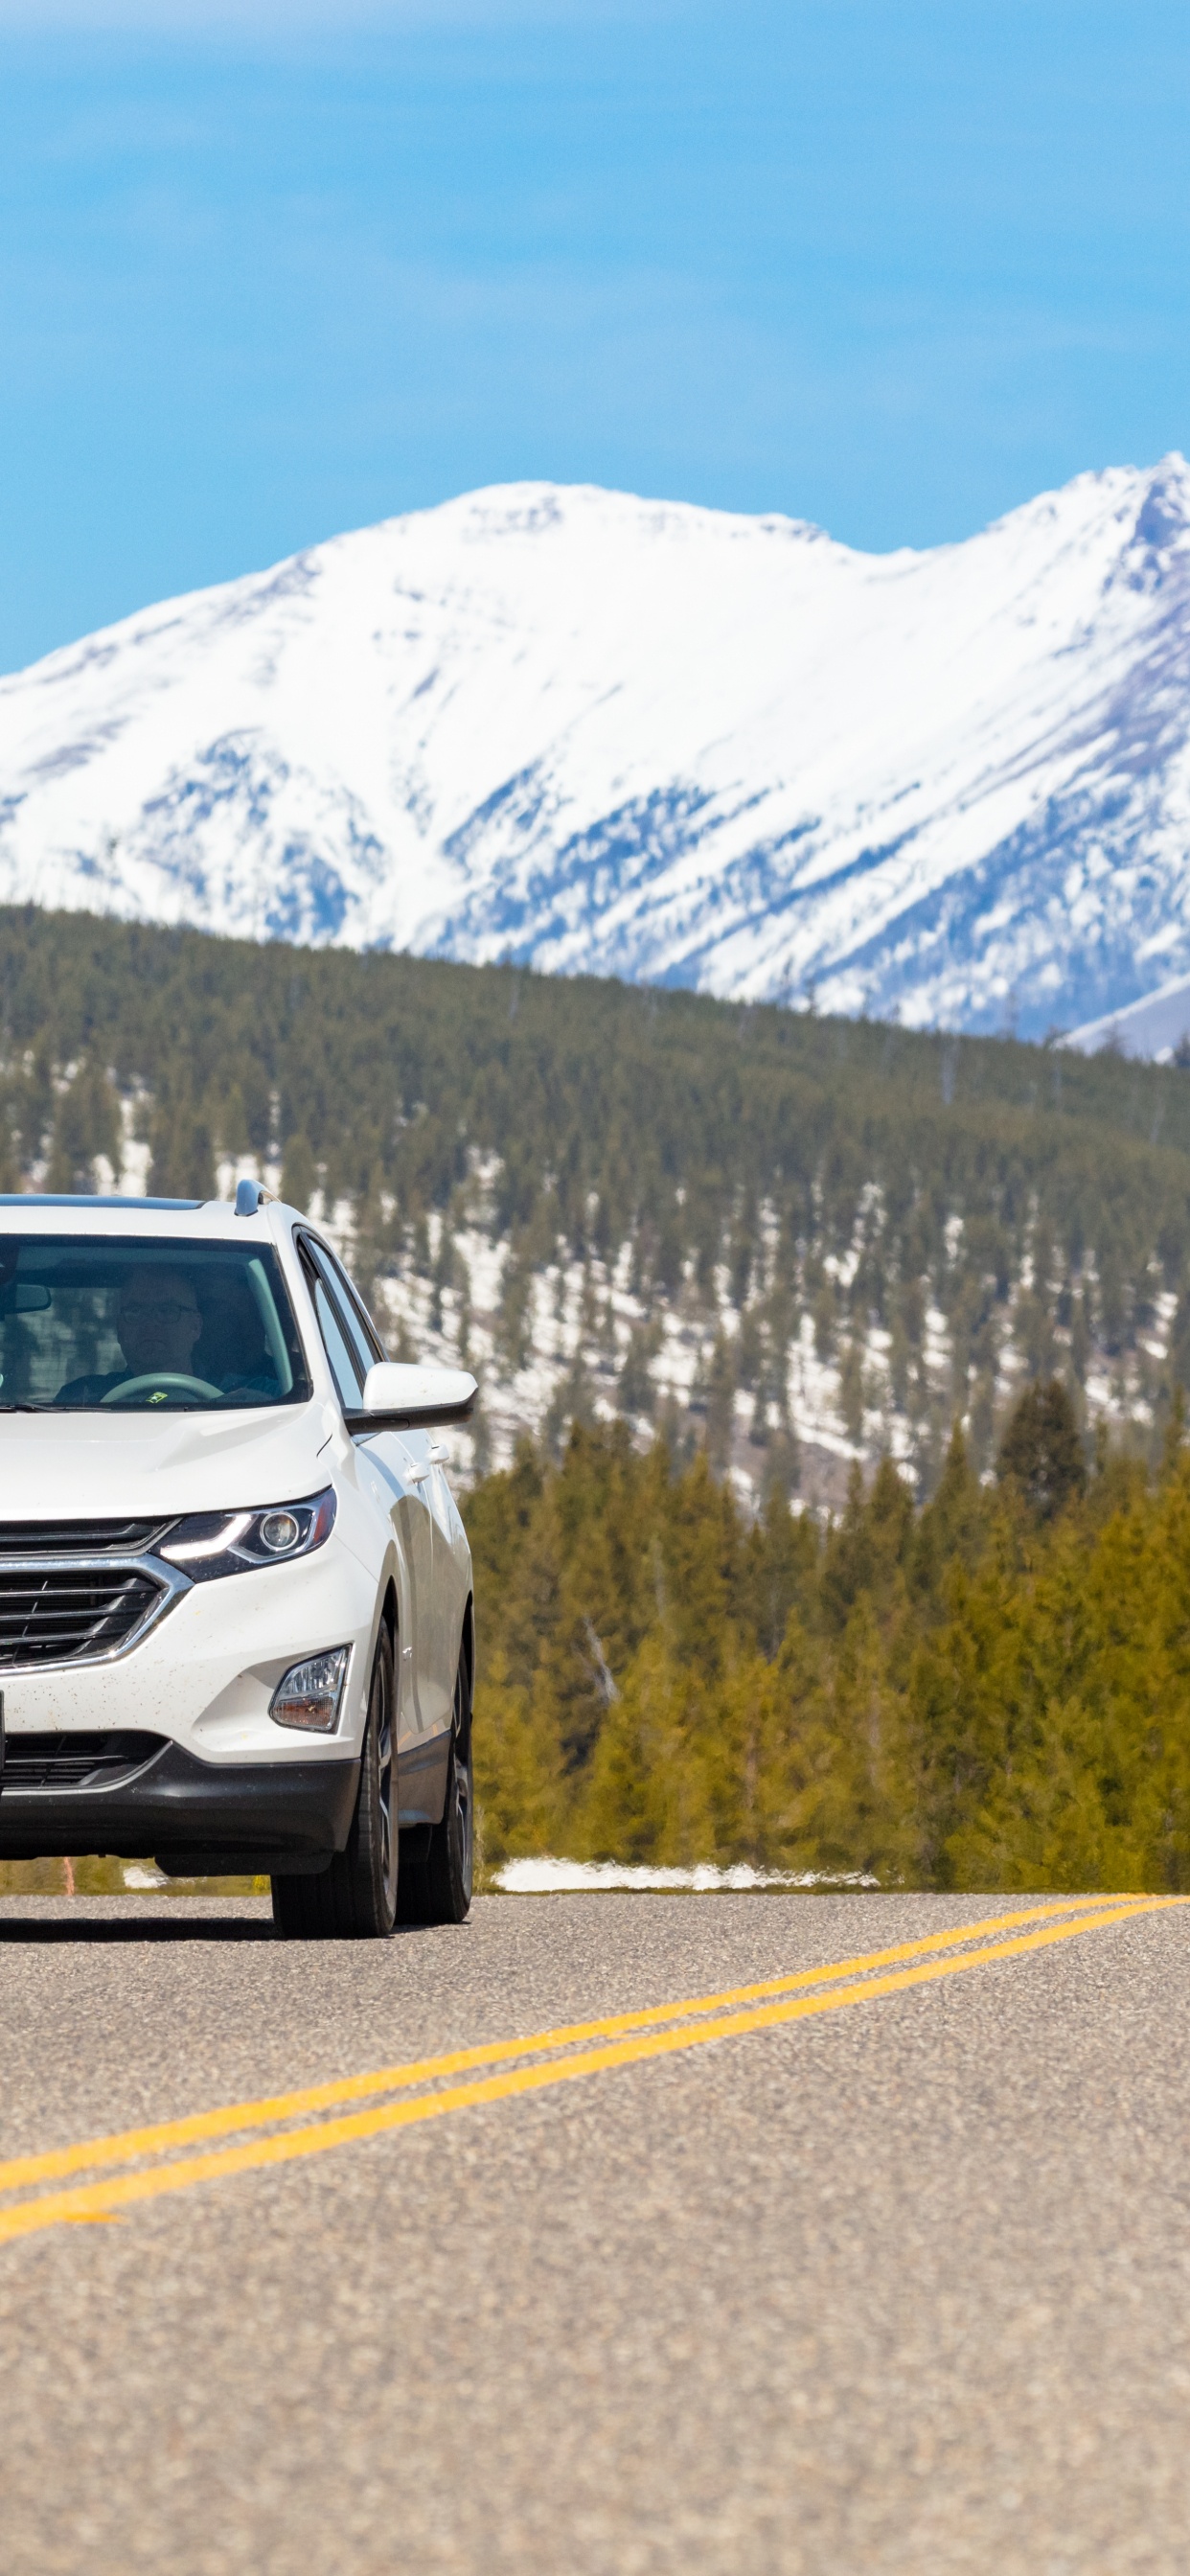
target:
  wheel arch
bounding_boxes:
[461,1591,475,1716]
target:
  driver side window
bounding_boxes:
[306,1267,361,1409]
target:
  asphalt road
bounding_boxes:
[1,1889,1188,2576]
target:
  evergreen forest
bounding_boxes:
[4,904,1190,1501]
[4,904,1190,1890]
[470,1398,1190,1892]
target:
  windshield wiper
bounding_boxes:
[0,1402,54,1413]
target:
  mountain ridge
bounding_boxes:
[3,459,1190,1044]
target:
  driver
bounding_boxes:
[56,1266,204,1404]
[115,1268,203,1378]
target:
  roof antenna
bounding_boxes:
[234,1178,269,1218]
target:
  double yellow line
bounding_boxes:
[0,1893,1180,2247]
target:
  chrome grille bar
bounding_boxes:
[0,1552,186,1671]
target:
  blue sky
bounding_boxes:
[2,0,1189,670]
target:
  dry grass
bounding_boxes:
[0,1856,267,1898]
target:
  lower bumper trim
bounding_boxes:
[0,1740,360,1870]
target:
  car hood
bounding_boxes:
[0,1399,346,1523]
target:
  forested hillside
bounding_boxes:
[469,1405,1190,1892]
[3,904,1190,1502]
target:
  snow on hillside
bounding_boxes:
[184,1131,1174,1515]
[3,461,1190,1041]
[1066,972,1190,1060]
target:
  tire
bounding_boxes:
[397,1641,473,1926]
[271,1627,398,1939]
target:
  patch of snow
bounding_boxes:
[493,1857,881,1893]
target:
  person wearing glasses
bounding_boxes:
[55,1265,203,1404]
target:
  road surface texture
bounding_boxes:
[1,1888,1188,2575]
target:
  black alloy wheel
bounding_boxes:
[272,1625,398,1940]
[398,1641,473,1926]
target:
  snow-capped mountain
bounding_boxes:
[4,460,1190,1041]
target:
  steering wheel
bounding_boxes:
[101,1372,224,1407]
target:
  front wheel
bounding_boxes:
[398,1643,473,1926]
[272,1627,398,1939]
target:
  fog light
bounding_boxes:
[269,1646,350,1733]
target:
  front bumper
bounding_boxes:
[0,1738,360,1875]
[0,1534,379,1764]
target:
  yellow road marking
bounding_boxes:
[0,1894,1142,2197]
[0,1896,1179,2248]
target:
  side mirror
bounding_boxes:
[346,1362,478,1433]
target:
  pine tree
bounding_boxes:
[996,1377,1087,1520]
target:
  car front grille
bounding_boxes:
[0,1518,165,1554]
[1,1730,169,1788]
[0,1563,168,1669]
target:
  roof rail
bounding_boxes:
[234,1178,269,1218]
[0,1193,204,1210]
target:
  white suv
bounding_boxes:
[0,1185,476,1939]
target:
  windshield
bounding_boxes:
[0,1236,312,1412]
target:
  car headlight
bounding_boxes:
[158,1487,337,1581]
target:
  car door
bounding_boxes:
[297,1236,439,1744]
[314,1236,457,1738]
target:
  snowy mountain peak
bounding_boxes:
[1129,450,1190,551]
[4,459,1190,1044]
